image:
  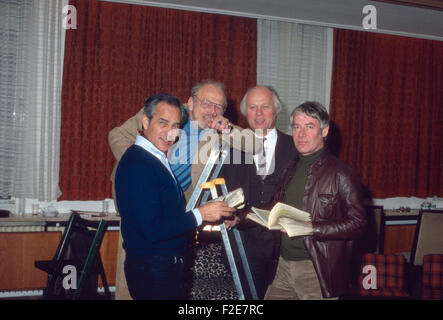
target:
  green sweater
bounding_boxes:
[281,148,323,261]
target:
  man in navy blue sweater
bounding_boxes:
[110,80,260,299]
[115,93,235,300]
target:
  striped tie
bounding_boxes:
[258,137,266,177]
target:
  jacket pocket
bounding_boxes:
[316,193,339,219]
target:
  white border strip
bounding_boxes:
[0,286,115,299]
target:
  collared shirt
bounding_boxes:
[169,119,206,192]
[253,127,278,175]
[135,135,175,180]
[134,134,202,226]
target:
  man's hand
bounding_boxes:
[208,115,231,133]
[198,201,235,223]
[224,215,240,229]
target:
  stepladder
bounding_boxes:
[185,140,258,300]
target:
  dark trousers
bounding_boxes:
[124,254,184,300]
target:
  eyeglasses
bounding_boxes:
[193,95,225,114]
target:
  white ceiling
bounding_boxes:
[102,0,443,41]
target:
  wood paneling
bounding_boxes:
[0,225,418,291]
[98,231,119,287]
[383,225,416,254]
[0,231,118,291]
[0,232,61,290]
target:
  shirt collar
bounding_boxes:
[183,118,206,137]
[254,127,277,147]
[134,134,167,161]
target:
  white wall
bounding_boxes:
[104,0,443,41]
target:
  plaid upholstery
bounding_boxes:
[422,254,443,300]
[358,253,409,297]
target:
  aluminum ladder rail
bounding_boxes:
[185,140,258,300]
[212,178,258,300]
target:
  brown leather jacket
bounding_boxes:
[270,148,367,298]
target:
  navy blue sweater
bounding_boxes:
[115,144,197,257]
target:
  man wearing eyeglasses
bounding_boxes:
[109,80,258,299]
[188,82,228,132]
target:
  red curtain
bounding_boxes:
[330,29,443,198]
[60,0,257,200]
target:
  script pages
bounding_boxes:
[246,202,313,237]
[210,187,245,209]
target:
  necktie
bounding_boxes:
[258,137,266,176]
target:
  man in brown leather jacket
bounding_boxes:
[264,101,366,299]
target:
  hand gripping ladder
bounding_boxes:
[183,139,258,300]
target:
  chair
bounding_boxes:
[350,206,385,290]
[353,206,385,255]
[35,212,110,300]
[393,210,443,297]
[409,210,443,267]
[365,205,385,254]
[357,253,409,298]
[422,254,443,300]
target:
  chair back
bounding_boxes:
[371,206,385,254]
[44,212,108,299]
[361,205,385,254]
[410,210,443,266]
[357,253,408,297]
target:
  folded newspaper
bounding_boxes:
[246,202,313,237]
